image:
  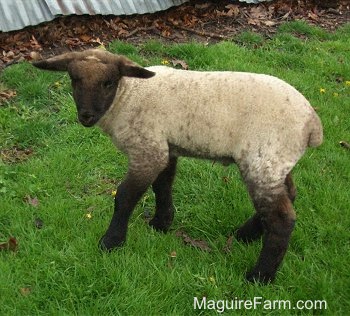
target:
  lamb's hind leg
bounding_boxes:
[236,172,296,243]
[236,213,264,243]
[246,187,296,284]
[150,157,177,232]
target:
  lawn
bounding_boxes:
[1,21,349,315]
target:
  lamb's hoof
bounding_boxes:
[98,235,124,252]
[149,217,172,233]
[246,269,275,285]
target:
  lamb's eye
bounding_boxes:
[102,80,114,89]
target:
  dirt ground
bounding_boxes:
[0,0,349,69]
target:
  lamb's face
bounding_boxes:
[32,49,156,127]
[68,58,121,127]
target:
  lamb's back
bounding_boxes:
[104,67,320,164]
[139,68,317,157]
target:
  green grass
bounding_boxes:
[1,21,350,315]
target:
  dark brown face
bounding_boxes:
[68,60,120,127]
[32,49,156,127]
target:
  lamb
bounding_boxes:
[32,49,323,284]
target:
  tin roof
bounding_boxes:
[1,0,273,33]
[239,0,273,3]
[0,0,189,32]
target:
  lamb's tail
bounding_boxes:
[308,113,323,148]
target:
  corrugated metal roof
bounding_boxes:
[238,0,273,3]
[0,0,189,32]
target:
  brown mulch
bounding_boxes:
[0,146,33,163]
[0,0,349,69]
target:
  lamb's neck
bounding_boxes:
[96,77,131,136]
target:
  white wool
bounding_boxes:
[98,66,322,196]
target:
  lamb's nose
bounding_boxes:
[79,112,95,127]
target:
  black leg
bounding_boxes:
[99,147,170,251]
[99,176,149,251]
[236,213,264,243]
[236,173,296,243]
[149,157,177,232]
[246,193,296,284]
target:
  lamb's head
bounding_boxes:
[32,49,155,127]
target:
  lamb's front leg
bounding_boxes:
[99,150,170,251]
[99,175,149,250]
[150,157,178,232]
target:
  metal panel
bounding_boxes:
[46,0,190,16]
[0,0,189,32]
[0,0,54,33]
[238,0,273,3]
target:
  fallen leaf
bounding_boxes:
[65,38,81,47]
[29,51,42,61]
[5,51,15,59]
[79,34,91,42]
[85,213,92,219]
[118,29,130,37]
[0,89,17,105]
[20,287,31,296]
[280,11,291,20]
[161,29,172,37]
[175,229,211,252]
[247,18,260,26]
[171,59,188,70]
[0,0,347,70]
[29,35,42,51]
[208,276,216,284]
[263,20,277,27]
[167,251,177,269]
[195,3,211,10]
[225,4,240,17]
[143,208,152,221]
[183,14,198,27]
[250,6,266,19]
[308,12,319,21]
[339,140,350,150]
[96,43,106,50]
[24,195,39,207]
[223,235,234,253]
[0,237,18,252]
[222,176,230,183]
[34,217,44,229]
[0,147,33,163]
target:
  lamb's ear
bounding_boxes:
[32,53,77,71]
[119,64,155,79]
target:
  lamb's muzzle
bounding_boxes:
[32,49,323,284]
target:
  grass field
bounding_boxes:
[1,21,349,315]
